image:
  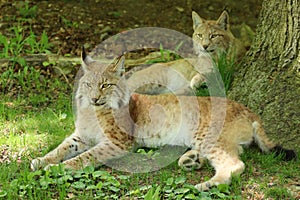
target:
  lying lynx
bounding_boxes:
[192,10,246,61]
[31,52,296,191]
[126,55,213,95]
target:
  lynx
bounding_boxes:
[31,52,296,191]
[192,11,246,61]
[126,55,214,95]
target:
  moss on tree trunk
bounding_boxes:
[229,0,300,148]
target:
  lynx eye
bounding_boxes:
[210,34,221,39]
[100,83,113,89]
[196,33,203,39]
[84,82,91,88]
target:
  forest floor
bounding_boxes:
[0,0,263,99]
[0,0,262,56]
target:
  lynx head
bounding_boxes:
[76,49,129,110]
[192,11,233,56]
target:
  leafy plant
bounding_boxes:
[144,185,161,200]
[24,30,51,54]
[0,34,9,58]
[60,16,79,28]
[0,24,53,97]
[0,25,51,65]
[18,2,38,18]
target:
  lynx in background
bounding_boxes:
[192,11,246,61]
[126,56,213,95]
[31,52,296,191]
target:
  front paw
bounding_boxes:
[195,182,211,191]
[190,74,206,89]
[31,157,45,171]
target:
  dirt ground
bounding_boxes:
[0,0,262,56]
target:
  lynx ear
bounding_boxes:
[192,11,204,30]
[81,46,95,72]
[217,11,230,30]
[113,55,125,76]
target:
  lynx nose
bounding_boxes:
[203,44,208,50]
[91,98,98,104]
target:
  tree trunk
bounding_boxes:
[229,0,300,148]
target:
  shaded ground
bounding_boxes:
[0,0,263,99]
[0,0,262,56]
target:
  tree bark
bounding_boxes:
[229,0,300,148]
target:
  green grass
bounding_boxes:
[18,2,38,19]
[0,131,298,200]
[0,27,299,199]
[1,73,299,200]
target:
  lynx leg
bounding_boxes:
[45,140,129,170]
[195,152,245,191]
[178,149,205,171]
[31,133,90,171]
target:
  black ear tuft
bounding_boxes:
[272,145,297,161]
[82,46,87,61]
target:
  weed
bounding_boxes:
[0,25,51,69]
[0,34,9,58]
[60,16,79,28]
[18,2,38,18]
[146,43,183,64]
[108,11,122,18]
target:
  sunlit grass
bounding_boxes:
[0,96,73,154]
[1,91,298,199]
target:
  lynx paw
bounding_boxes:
[190,74,206,89]
[31,157,45,171]
[195,181,212,191]
[178,150,204,171]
